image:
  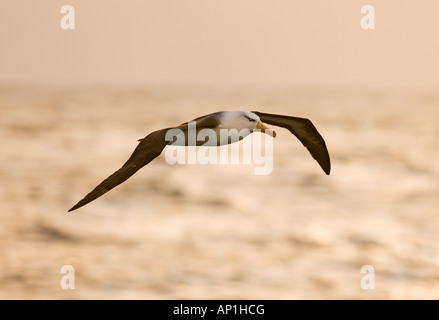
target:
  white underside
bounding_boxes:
[170,111,260,146]
[171,128,253,146]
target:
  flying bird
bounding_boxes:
[68,111,330,212]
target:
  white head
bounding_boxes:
[220,111,276,137]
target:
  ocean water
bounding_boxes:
[1,86,438,299]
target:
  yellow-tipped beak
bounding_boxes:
[257,121,276,138]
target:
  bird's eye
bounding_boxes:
[245,116,256,122]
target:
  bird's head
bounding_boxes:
[220,111,276,137]
[241,111,276,138]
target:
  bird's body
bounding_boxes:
[171,111,267,146]
[68,111,330,212]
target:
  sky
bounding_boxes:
[0,0,438,88]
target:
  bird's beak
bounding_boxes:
[257,121,276,138]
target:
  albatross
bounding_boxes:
[68,111,330,212]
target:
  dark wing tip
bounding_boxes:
[68,197,93,212]
[323,160,331,175]
[306,144,331,175]
[67,205,78,213]
[299,118,331,176]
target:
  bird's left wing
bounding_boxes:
[68,113,223,212]
[68,128,171,212]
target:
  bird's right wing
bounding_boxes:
[252,111,331,175]
[68,128,171,212]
